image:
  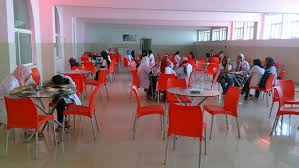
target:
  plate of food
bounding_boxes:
[46,87,59,92]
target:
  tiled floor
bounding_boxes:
[0,72,299,168]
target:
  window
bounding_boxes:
[232,21,256,40]
[198,30,211,42]
[282,14,299,39]
[14,0,33,65]
[263,14,283,39]
[212,27,227,41]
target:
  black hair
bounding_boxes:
[101,50,111,68]
[148,50,152,54]
[190,51,194,59]
[131,50,136,60]
[253,59,263,69]
[175,51,180,55]
[51,75,70,85]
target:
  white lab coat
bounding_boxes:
[62,75,82,106]
[248,65,265,87]
[175,64,193,86]
[233,61,250,74]
[165,67,176,75]
[149,54,155,67]
[138,57,151,89]
[174,55,181,67]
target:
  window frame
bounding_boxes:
[14,28,33,66]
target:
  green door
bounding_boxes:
[141,38,152,51]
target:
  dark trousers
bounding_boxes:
[243,81,260,100]
[219,75,233,94]
[55,98,66,124]
[147,75,158,96]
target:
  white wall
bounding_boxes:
[85,24,197,45]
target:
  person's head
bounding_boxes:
[175,51,180,55]
[237,53,245,62]
[265,57,276,69]
[179,57,189,67]
[101,50,108,59]
[160,57,169,73]
[51,75,69,85]
[222,56,228,65]
[253,59,263,68]
[13,65,32,86]
[148,50,152,54]
[190,51,193,55]
[210,49,214,53]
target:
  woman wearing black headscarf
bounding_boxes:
[264,57,277,78]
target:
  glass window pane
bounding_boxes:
[13,0,31,30]
[19,33,32,64]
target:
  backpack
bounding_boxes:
[258,70,272,89]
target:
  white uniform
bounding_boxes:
[165,67,176,75]
[175,64,193,86]
[149,54,155,67]
[248,65,265,87]
[174,55,181,67]
[138,57,151,89]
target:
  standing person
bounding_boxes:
[218,50,224,62]
[216,56,233,95]
[138,57,151,94]
[108,48,115,54]
[49,75,82,131]
[243,59,265,100]
[232,53,250,87]
[190,51,195,59]
[0,65,36,125]
[174,51,181,68]
[148,50,155,68]
[126,50,133,64]
[175,57,193,86]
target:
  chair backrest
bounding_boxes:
[206,64,219,76]
[157,73,176,91]
[274,86,285,110]
[82,61,95,74]
[108,59,116,73]
[65,74,84,95]
[195,60,205,71]
[278,70,286,80]
[276,62,279,70]
[98,70,107,84]
[123,58,129,67]
[209,57,219,64]
[131,85,141,114]
[224,86,241,117]
[265,74,275,91]
[187,55,192,60]
[167,78,187,90]
[89,86,101,116]
[189,59,196,68]
[81,56,89,62]
[200,56,204,61]
[31,68,40,85]
[71,66,82,71]
[130,61,137,71]
[4,97,39,130]
[131,70,139,88]
[188,71,195,87]
[168,103,204,140]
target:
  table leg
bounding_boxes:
[197,97,208,105]
[180,95,187,106]
[174,95,184,105]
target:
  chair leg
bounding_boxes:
[162,115,165,140]
[225,115,229,131]
[35,132,38,160]
[160,115,163,131]
[105,85,109,97]
[199,140,202,168]
[51,121,57,145]
[157,91,160,104]
[90,118,96,140]
[236,118,241,139]
[164,135,170,165]
[173,135,176,150]
[73,115,76,129]
[269,102,274,118]
[209,116,214,140]
[61,116,66,142]
[266,91,269,107]
[204,128,207,155]
[4,130,10,157]
[94,112,100,131]
[270,116,280,136]
[132,112,138,140]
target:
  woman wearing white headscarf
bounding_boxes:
[0,65,36,124]
[138,57,151,89]
[175,57,193,86]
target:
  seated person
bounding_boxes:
[49,75,82,131]
[242,59,265,100]
[232,53,250,87]
[126,50,133,65]
[264,57,277,80]
[138,57,155,97]
[216,56,233,94]
[174,51,181,68]
[0,65,36,125]
[148,50,155,68]
[160,57,176,75]
[175,57,193,86]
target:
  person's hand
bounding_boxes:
[27,84,37,90]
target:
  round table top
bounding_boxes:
[167,87,221,97]
[14,85,76,98]
[58,70,91,75]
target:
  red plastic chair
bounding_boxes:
[209,57,220,64]
[131,85,165,140]
[4,97,56,159]
[130,60,137,71]
[249,74,275,107]
[81,56,89,62]
[270,86,299,135]
[166,78,191,106]
[200,56,204,61]
[164,103,207,167]
[278,70,285,80]
[203,86,241,139]
[82,61,96,75]
[86,70,108,97]
[189,59,196,69]
[269,80,299,118]
[65,74,85,98]
[31,68,40,85]
[62,86,101,140]
[129,70,139,97]
[187,55,192,60]
[156,73,176,103]
[108,59,116,81]
[276,62,279,70]
[123,58,129,68]
[188,70,195,87]
[71,66,82,71]
[195,60,205,72]
[210,67,220,90]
